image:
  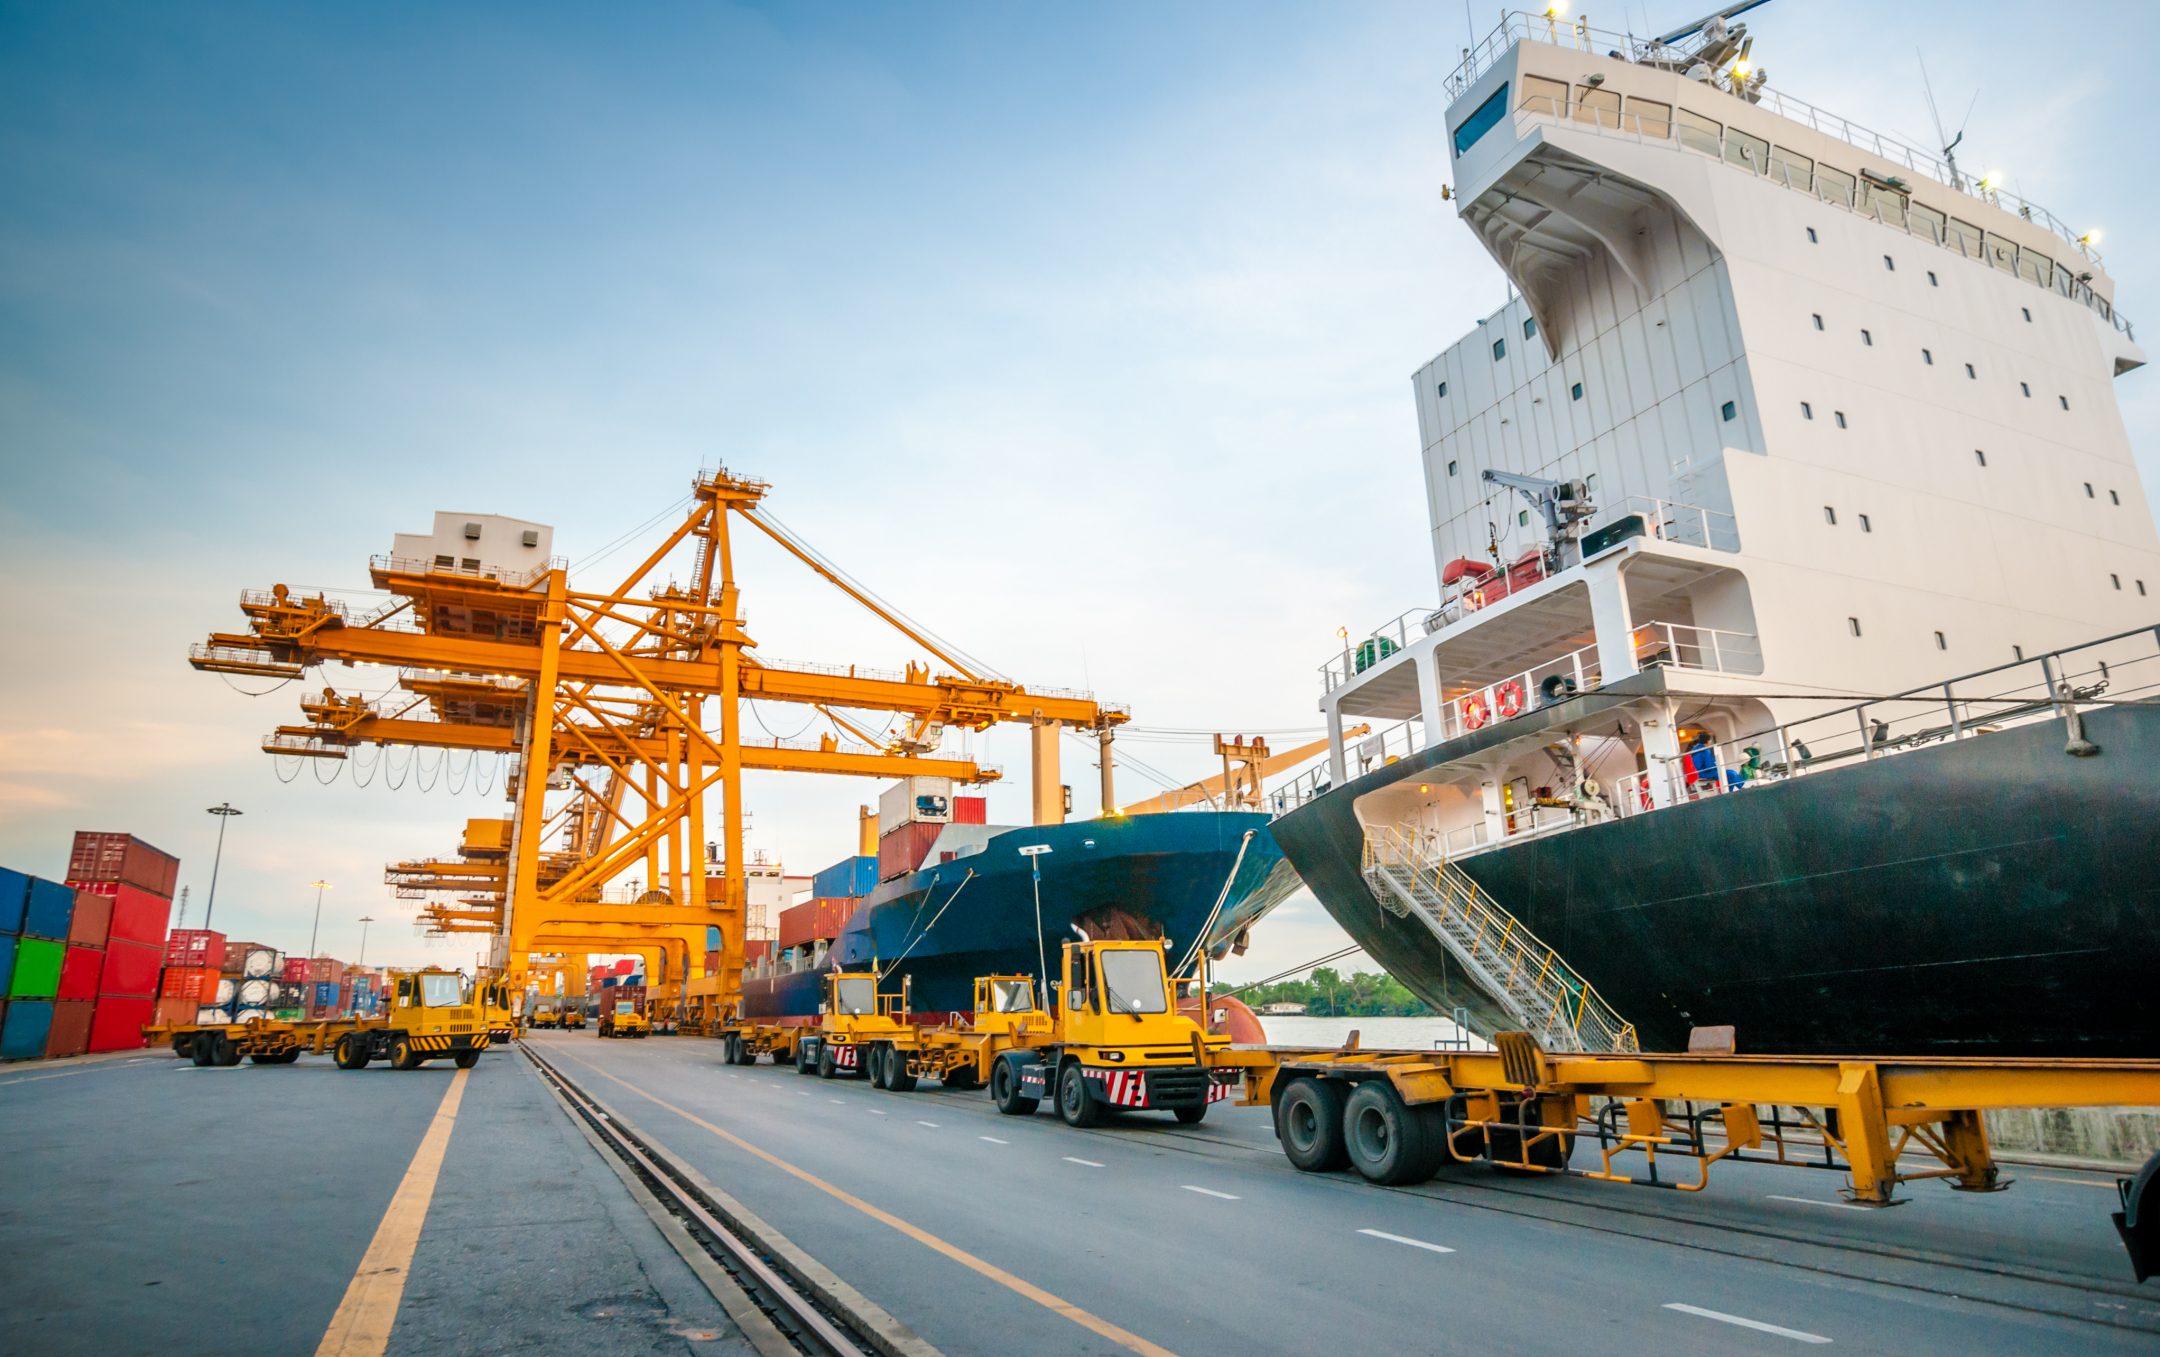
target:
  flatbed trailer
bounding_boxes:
[1210,1030,2160,1280]
[144,1017,490,1069]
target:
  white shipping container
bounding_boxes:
[878,776,952,833]
[195,1006,233,1025]
[240,946,281,978]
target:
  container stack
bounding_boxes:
[64,832,181,1054]
[160,930,226,1029]
[222,942,281,1023]
[876,776,953,882]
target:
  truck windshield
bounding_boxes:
[834,977,876,1015]
[419,974,463,1008]
[989,979,1033,1013]
[615,1001,634,1016]
[1098,950,1168,1015]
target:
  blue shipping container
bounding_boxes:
[22,879,74,940]
[0,867,27,934]
[811,856,878,900]
[313,982,338,1007]
[0,936,14,993]
[1,998,52,1060]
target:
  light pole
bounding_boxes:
[203,803,242,930]
[306,880,332,960]
[356,915,375,966]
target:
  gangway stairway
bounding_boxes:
[1362,826,1638,1054]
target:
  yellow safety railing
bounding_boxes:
[1363,825,1638,1054]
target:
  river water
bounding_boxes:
[1255,1013,1487,1051]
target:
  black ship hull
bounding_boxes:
[1271,701,2160,1057]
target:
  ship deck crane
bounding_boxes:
[1480,468,1597,573]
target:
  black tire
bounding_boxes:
[941,1065,979,1091]
[795,1040,817,1075]
[888,1051,918,1093]
[868,1043,891,1090]
[1343,1080,1442,1185]
[212,1034,243,1067]
[991,1057,1040,1116]
[191,1034,218,1067]
[817,1045,837,1079]
[1276,1076,1350,1172]
[334,1033,371,1070]
[249,1050,285,1064]
[173,1034,197,1060]
[1174,1103,1207,1125]
[453,1049,481,1069]
[1057,1061,1103,1128]
[391,1037,417,1071]
[723,1034,743,1066]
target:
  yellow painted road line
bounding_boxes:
[316,1069,471,1357]
[2026,1173,2118,1190]
[562,1052,1181,1357]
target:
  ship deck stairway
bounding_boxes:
[1362,825,1638,1054]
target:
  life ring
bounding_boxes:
[1460,694,1491,730]
[1495,679,1527,719]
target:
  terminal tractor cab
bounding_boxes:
[598,998,649,1039]
[332,968,490,1070]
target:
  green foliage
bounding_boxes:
[1235,966,1432,1017]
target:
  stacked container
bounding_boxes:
[159,930,226,1028]
[3,875,74,1060]
[65,831,180,1053]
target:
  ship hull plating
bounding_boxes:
[1272,702,2160,1056]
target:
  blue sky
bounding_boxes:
[3,1,2156,978]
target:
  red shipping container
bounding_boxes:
[308,958,346,984]
[746,940,773,961]
[58,946,104,1002]
[281,957,311,983]
[68,832,180,896]
[98,940,161,998]
[953,795,987,825]
[703,949,721,973]
[87,996,153,1053]
[776,901,814,949]
[48,1000,93,1057]
[876,821,942,882]
[166,929,227,969]
[67,881,173,948]
[154,995,195,1027]
[159,967,216,1003]
[68,891,113,948]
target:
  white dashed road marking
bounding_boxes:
[1063,1157,1104,1167]
[1664,1304,1831,1344]
[917,1121,939,1128]
[978,1136,1009,1144]
[1180,1185,1239,1200]
[1357,1228,1455,1255]
[1766,1195,1871,1212]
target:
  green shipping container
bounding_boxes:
[272,1007,304,1022]
[7,937,64,999]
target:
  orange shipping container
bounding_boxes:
[159,967,218,1003]
[154,995,196,1027]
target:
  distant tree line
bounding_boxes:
[1234,966,1432,1017]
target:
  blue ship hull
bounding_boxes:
[740,811,1298,1021]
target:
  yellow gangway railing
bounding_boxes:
[1363,825,1638,1054]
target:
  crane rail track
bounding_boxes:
[522,1043,892,1357]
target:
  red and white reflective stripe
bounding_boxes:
[1206,1077,1234,1103]
[1093,1068,1149,1107]
[834,1044,858,1068]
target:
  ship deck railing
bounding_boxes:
[1448,12,2115,294]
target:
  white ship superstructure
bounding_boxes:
[1302,7,2160,857]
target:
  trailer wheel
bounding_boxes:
[454,1050,481,1069]
[1343,1080,1440,1185]
[1276,1077,1349,1172]
[335,1034,372,1070]
[866,1043,890,1089]
[173,1034,196,1060]
[190,1034,218,1067]
[795,1041,818,1076]
[1057,1062,1104,1128]
[211,1034,243,1068]
[887,1054,917,1094]
[723,1034,742,1066]
[991,1056,1039,1116]
[941,1065,979,1092]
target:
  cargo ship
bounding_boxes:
[1270,8,2160,1056]
[739,780,1300,1022]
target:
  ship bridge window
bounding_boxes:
[1517,75,1567,117]
[1946,219,1984,259]
[1571,381,1584,400]
[1909,201,1946,245]
[1724,126,1769,174]
[1922,348,1934,364]
[1768,145,1812,191]
[1573,84,1620,129]
[1862,182,1908,229]
[1721,400,1738,421]
[1624,96,1672,139]
[2019,250,2053,288]
[1984,232,2019,275]
[1815,165,1856,209]
[1492,337,1506,360]
[1452,84,1511,156]
[1677,107,1722,156]
[1447,459,1458,477]
[1523,316,1537,339]
[1861,329,1873,346]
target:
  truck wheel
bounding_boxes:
[212,1034,243,1067]
[454,1050,481,1069]
[723,1034,743,1066]
[866,1043,889,1089]
[174,1034,197,1060]
[335,1034,371,1070]
[795,1041,817,1075]
[888,1053,917,1094]
[391,1037,418,1070]
[991,1057,1039,1116]
[1343,1080,1440,1186]
[1174,1104,1207,1125]
[817,1046,837,1079]
[1057,1062,1104,1128]
[1276,1076,1350,1172]
[191,1034,218,1067]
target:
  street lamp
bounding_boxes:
[203,803,242,930]
[356,915,375,966]
[306,880,332,960]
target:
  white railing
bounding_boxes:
[1449,12,2111,274]
[368,554,566,590]
[1630,620,1763,677]
[1603,497,1741,553]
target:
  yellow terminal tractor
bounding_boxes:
[598,997,649,1038]
[147,967,490,1070]
[479,974,516,1046]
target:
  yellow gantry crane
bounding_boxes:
[191,468,1128,1007]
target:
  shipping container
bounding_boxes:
[23,879,75,940]
[2,1000,52,1060]
[97,940,161,998]
[67,832,180,897]
[0,936,13,992]
[47,999,93,1057]
[0,866,28,934]
[235,976,277,1007]
[313,981,338,1008]
[270,1007,303,1023]
[67,891,112,948]
[65,881,171,948]
[159,967,217,1004]
[9,938,64,998]
[308,958,345,985]
[810,855,880,900]
[87,996,152,1053]
[154,996,195,1027]
[57,946,103,1002]
[165,929,227,970]
[879,776,953,833]
[953,795,988,825]
[210,976,238,1007]
[233,1007,269,1023]
[195,1004,234,1025]
[281,957,311,983]
[277,981,308,1007]
[235,946,281,978]
[876,821,942,882]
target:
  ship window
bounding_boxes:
[1834,411,1847,428]
[1625,96,1672,139]
[1806,226,1818,243]
[1935,630,1947,650]
[1452,84,1511,155]
[1721,400,1737,422]
[1585,473,1598,493]
[2019,250,2052,288]
[2110,489,2120,504]
[1823,506,1837,525]
[1975,449,1987,466]
[1571,381,1583,400]
[1883,254,1896,271]
[2022,306,2034,322]
[1676,107,1721,156]
[1447,460,1458,477]
[1437,380,1447,397]
[1983,232,2019,275]
[1573,85,1620,129]
[2140,581,2149,597]
[2061,395,2070,410]
[1908,201,1945,245]
[460,557,480,570]
[2013,644,2025,661]
[1768,145,1811,190]
[1518,510,1530,526]
[1860,329,1872,346]
[1863,182,1908,229]
[1946,219,1983,259]
[1859,514,1872,533]
[1492,337,1506,360]
[2085,482,2095,498]
[1800,402,1813,419]
[1922,348,1933,364]
[1965,363,1977,379]
[1517,75,1568,117]
[2112,574,2122,590]
[1724,126,1769,175]
[1815,164,1855,208]
[1812,313,1824,330]
[1928,270,1940,286]
[1849,617,1863,637]
[434,554,454,567]
[1523,316,1537,339]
